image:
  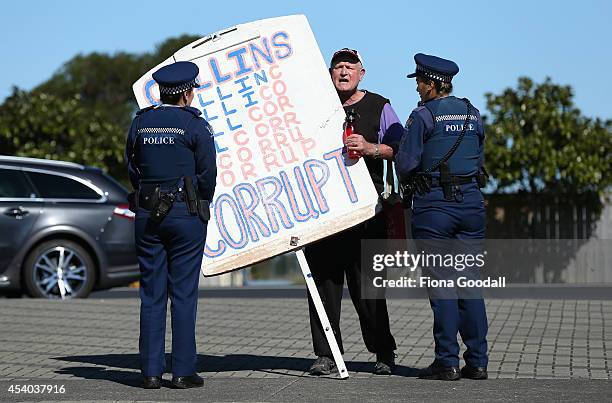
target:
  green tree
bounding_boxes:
[0,90,125,181]
[152,34,202,64]
[0,34,201,185]
[484,77,611,196]
[34,34,201,128]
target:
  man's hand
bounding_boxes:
[345,133,375,156]
[345,133,395,160]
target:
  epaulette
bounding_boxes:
[182,106,202,117]
[136,105,156,116]
[412,105,428,114]
[412,105,435,131]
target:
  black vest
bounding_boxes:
[343,91,389,194]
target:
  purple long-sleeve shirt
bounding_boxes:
[378,103,404,150]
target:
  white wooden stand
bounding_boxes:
[296,249,349,379]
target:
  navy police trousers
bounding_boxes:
[411,183,488,368]
[135,202,207,377]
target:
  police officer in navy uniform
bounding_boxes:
[396,54,489,381]
[125,61,216,389]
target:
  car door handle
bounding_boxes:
[4,207,29,217]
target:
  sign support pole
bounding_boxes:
[295,248,349,379]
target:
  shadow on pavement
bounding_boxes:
[53,353,418,386]
[55,367,142,387]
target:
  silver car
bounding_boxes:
[0,156,138,299]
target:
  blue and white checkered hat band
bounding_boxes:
[416,65,453,83]
[158,78,200,95]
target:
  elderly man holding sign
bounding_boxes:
[305,48,404,376]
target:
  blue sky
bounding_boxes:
[1,0,611,121]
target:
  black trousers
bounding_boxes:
[305,213,397,356]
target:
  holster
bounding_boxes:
[139,184,160,211]
[197,199,211,221]
[440,162,453,200]
[400,174,431,208]
[138,184,174,224]
[127,190,139,213]
[400,181,414,208]
[184,176,211,221]
[183,176,199,216]
[150,192,175,224]
[476,166,489,188]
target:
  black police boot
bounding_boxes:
[373,351,396,375]
[461,365,488,380]
[142,376,161,389]
[171,374,204,389]
[418,363,461,381]
[308,356,336,375]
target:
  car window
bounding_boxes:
[26,171,102,200]
[0,168,36,198]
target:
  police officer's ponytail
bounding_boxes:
[435,81,453,95]
[160,92,182,105]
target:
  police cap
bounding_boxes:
[407,53,459,83]
[152,61,200,95]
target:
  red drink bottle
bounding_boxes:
[343,109,361,160]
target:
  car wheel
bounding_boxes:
[23,240,95,299]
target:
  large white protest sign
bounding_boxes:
[133,15,379,277]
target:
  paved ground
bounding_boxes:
[0,289,611,401]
